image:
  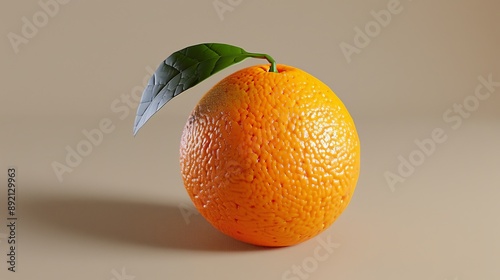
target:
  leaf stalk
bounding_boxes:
[246,52,278,73]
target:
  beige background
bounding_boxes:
[1,0,499,279]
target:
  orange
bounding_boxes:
[179,64,360,247]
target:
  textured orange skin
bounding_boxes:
[180,64,360,247]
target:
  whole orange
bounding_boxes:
[179,64,360,247]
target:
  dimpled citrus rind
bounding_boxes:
[180,64,360,247]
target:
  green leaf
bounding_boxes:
[133,43,276,135]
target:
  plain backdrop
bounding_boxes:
[1,1,499,280]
